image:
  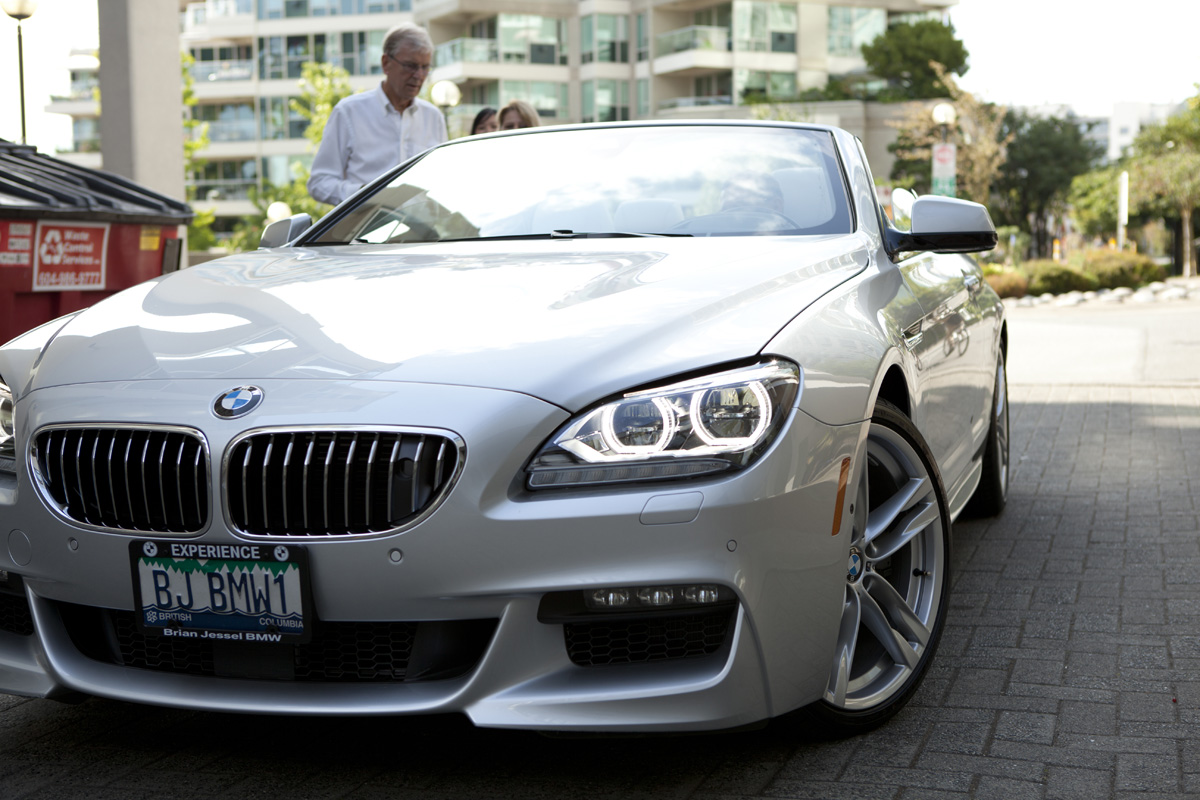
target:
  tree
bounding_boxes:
[1126,89,1200,276]
[1067,165,1124,239]
[992,111,1104,257]
[861,20,968,101]
[888,64,1009,205]
[228,61,353,252]
[1129,150,1200,277]
[181,52,215,251]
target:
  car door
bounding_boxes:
[897,250,988,490]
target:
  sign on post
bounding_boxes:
[931,143,957,198]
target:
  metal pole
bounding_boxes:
[16,20,26,144]
[1117,171,1129,250]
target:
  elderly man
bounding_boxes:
[307,23,447,206]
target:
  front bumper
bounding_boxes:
[0,378,862,730]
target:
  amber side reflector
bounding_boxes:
[831,457,852,536]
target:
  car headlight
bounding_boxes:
[0,379,14,471]
[526,360,801,488]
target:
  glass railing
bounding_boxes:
[435,38,561,67]
[190,60,255,82]
[190,181,256,202]
[182,0,252,29]
[193,120,258,142]
[50,86,98,103]
[435,38,499,67]
[654,26,730,57]
[657,95,732,111]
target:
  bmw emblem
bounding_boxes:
[143,542,158,557]
[847,548,863,582]
[214,386,264,419]
[274,546,290,562]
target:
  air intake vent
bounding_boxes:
[33,426,209,533]
[225,429,461,537]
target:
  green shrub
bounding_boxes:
[984,268,1028,298]
[1022,260,1097,295]
[1075,250,1166,289]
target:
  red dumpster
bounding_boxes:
[0,140,193,344]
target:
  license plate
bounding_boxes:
[130,540,310,643]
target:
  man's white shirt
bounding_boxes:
[308,85,447,206]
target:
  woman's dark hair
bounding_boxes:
[471,107,497,135]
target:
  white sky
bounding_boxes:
[1,0,1198,153]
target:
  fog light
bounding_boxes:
[684,585,721,604]
[637,587,675,606]
[587,588,631,608]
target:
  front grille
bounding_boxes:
[565,608,734,667]
[33,426,208,533]
[59,604,495,683]
[226,429,460,537]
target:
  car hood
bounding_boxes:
[30,237,867,410]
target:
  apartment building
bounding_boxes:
[47,0,955,238]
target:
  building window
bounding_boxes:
[501,80,569,119]
[194,102,257,142]
[636,13,649,61]
[260,0,409,18]
[261,154,313,187]
[636,78,649,118]
[258,31,383,79]
[734,2,797,53]
[827,6,886,58]
[735,69,796,103]
[72,118,100,152]
[582,79,629,123]
[191,159,258,202]
[497,15,567,65]
[582,14,629,64]
[259,96,307,140]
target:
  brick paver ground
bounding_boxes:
[2,361,1198,797]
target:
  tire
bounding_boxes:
[965,355,1009,518]
[804,399,951,735]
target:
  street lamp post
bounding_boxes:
[930,102,957,198]
[430,80,462,138]
[2,0,38,145]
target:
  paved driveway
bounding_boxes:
[2,299,1199,799]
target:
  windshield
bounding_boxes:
[310,125,853,244]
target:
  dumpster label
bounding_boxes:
[33,221,109,291]
[139,226,162,251]
[0,221,34,266]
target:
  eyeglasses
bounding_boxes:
[387,53,432,75]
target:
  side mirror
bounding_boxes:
[259,213,313,249]
[885,196,997,257]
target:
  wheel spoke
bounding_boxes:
[864,476,929,546]
[867,496,939,562]
[859,583,919,670]
[866,573,931,649]
[826,585,862,706]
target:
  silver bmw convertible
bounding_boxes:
[0,121,1007,734]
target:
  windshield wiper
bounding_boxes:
[440,231,693,242]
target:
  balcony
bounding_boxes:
[435,37,499,67]
[190,60,256,82]
[655,26,729,57]
[431,37,567,84]
[657,95,732,111]
[653,26,732,76]
[191,119,258,143]
[190,180,256,202]
[181,0,254,35]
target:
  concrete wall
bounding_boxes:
[98,0,186,203]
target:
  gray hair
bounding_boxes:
[383,23,433,57]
